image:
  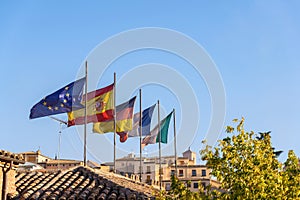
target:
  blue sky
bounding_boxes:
[1,1,300,163]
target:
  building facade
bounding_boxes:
[21,150,51,163]
[20,150,83,170]
[114,149,220,191]
[38,159,84,170]
[162,149,220,192]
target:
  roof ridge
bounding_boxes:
[0,149,25,164]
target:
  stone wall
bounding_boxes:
[0,163,18,199]
[0,150,24,199]
[6,168,16,197]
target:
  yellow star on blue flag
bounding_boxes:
[29,77,85,119]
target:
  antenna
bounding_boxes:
[48,116,67,160]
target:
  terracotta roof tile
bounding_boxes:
[0,149,24,164]
[13,166,156,199]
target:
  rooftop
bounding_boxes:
[14,166,156,199]
[0,149,25,164]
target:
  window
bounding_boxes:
[146,175,151,184]
[192,169,197,176]
[159,168,163,175]
[27,157,36,163]
[179,169,184,177]
[193,182,199,189]
[171,170,175,176]
[186,182,191,187]
[201,182,206,189]
[166,183,171,191]
[147,166,151,174]
[201,169,206,176]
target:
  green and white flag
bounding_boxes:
[141,111,173,148]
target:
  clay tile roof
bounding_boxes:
[14,166,156,199]
[0,149,25,164]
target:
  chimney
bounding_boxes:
[0,150,25,200]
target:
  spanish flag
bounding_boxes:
[93,96,136,134]
[67,83,114,126]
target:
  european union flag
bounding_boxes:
[30,77,86,119]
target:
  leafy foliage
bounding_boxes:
[156,118,300,199]
[156,175,217,200]
[201,118,300,199]
[283,150,300,198]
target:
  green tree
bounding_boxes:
[201,118,285,199]
[165,175,214,200]
[165,175,199,200]
[283,150,300,199]
[156,118,300,199]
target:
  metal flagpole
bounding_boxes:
[58,122,62,160]
[84,61,88,166]
[57,122,62,170]
[48,116,67,161]
[139,89,142,182]
[173,108,178,177]
[113,72,117,173]
[157,100,162,190]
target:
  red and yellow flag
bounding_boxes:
[93,96,136,134]
[67,83,114,126]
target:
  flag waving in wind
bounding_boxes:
[67,83,114,126]
[29,77,86,119]
[93,96,136,134]
[141,111,173,149]
[117,104,156,142]
[128,104,156,137]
